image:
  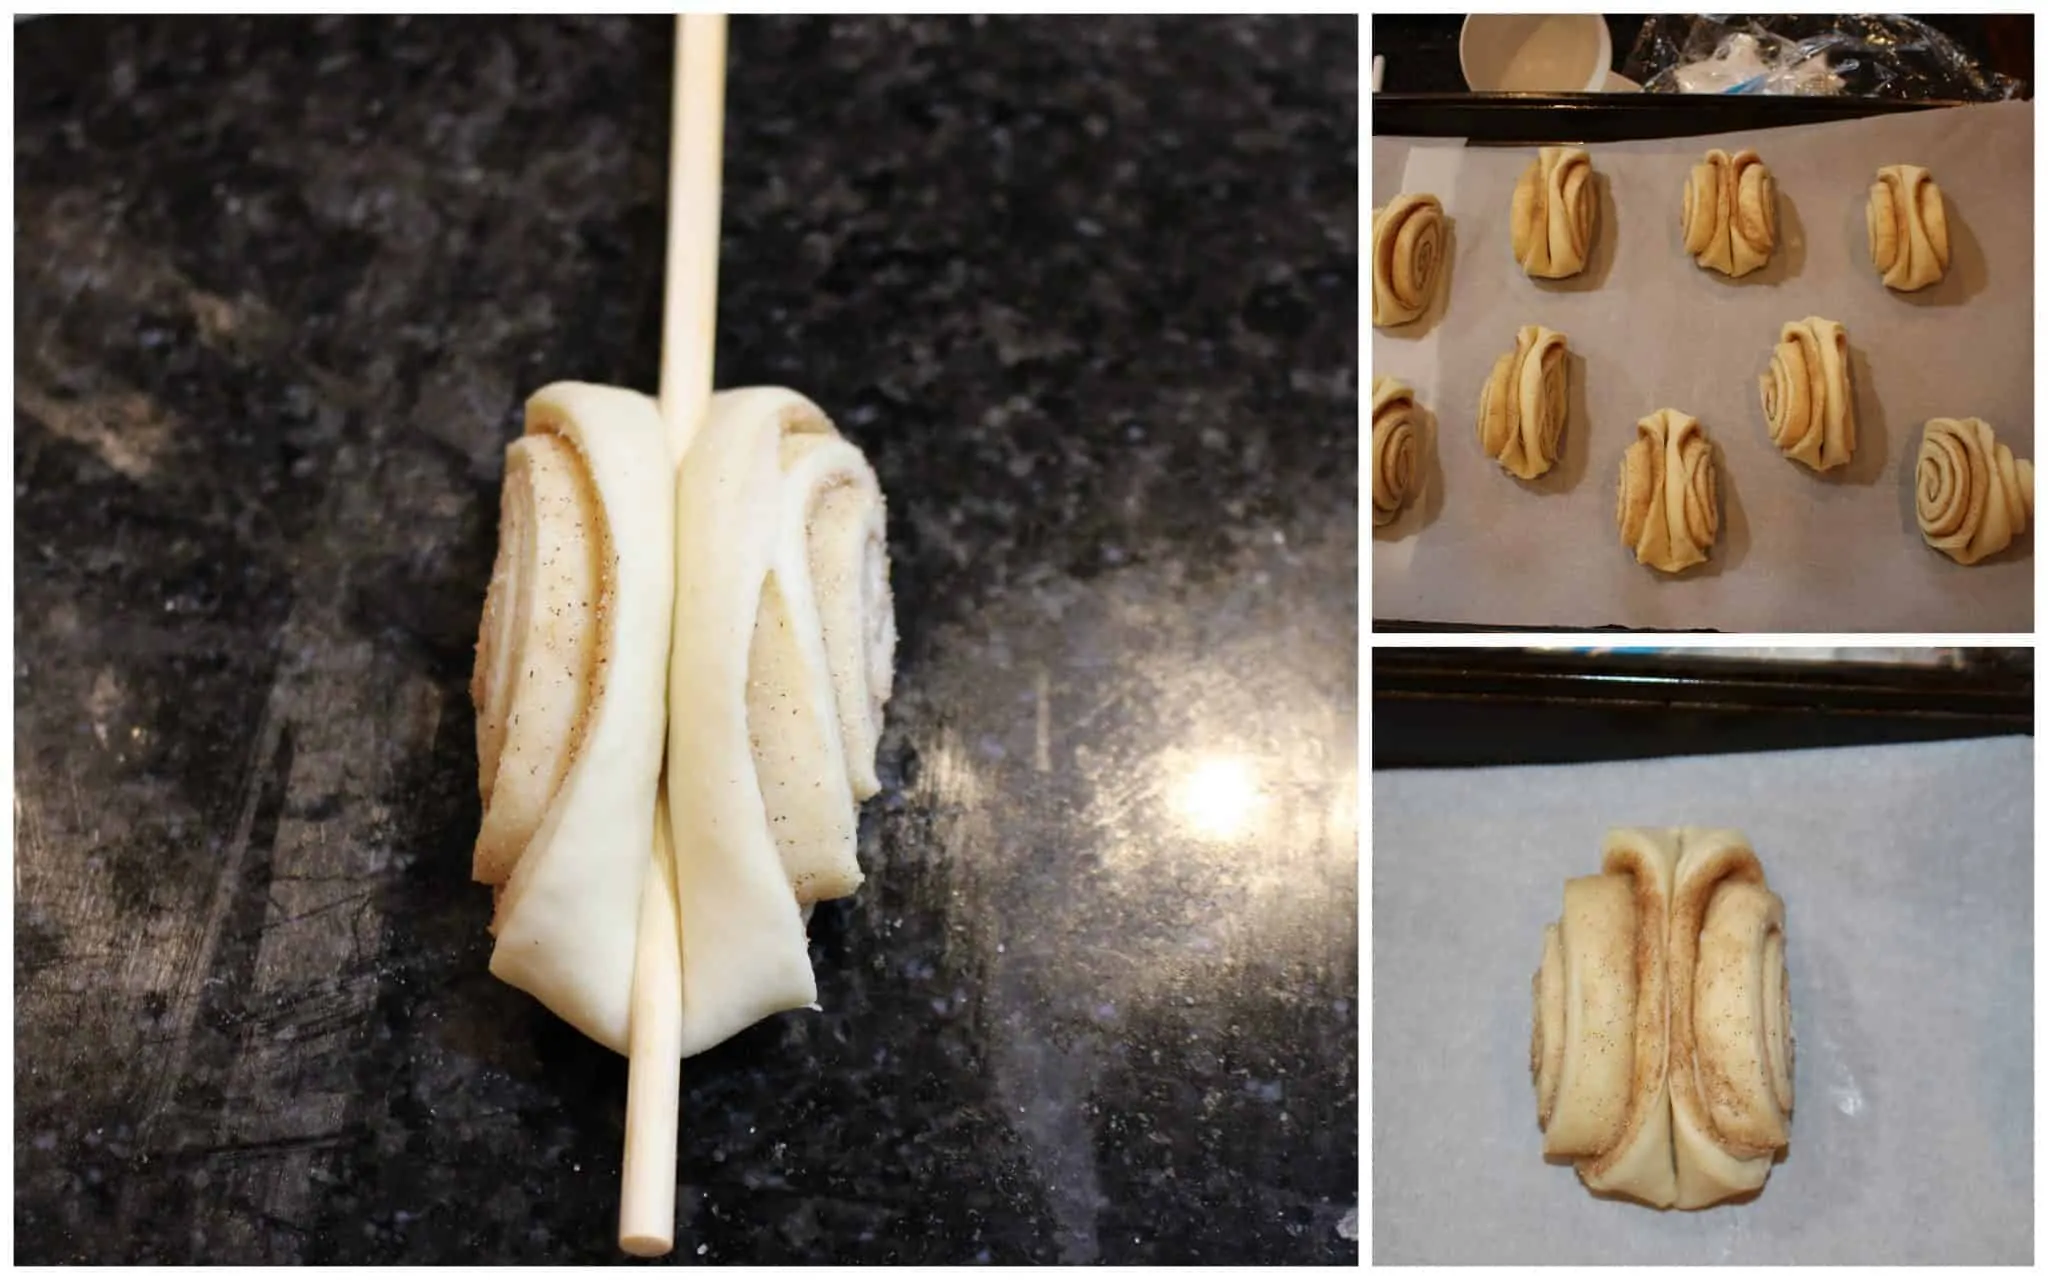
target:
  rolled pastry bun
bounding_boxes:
[1615,408,1718,573]
[1372,194,1445,327]
[1477,324,1568,480]
[1533,829,1793,1209]
[1760,317,1855,472]
[1867,164,1950,292]
[1682,148,1775,278]
[667,388,896,1056]
[474,383,676,1053]
[1916,416,2034,566]
[1511,146,1597,280]
[1371,375,1420,527]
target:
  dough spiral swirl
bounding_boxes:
[1916,416,2034,565]
[667,388,897,1056]
[476,383,676,1053]
[1371,375,1420,527]
[1760,316,1856,472]
[1372,193,1445,327]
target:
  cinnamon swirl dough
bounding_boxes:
[667,388,896,1055]
[1532,829,1679,1207]
[1371,375,1420,527]
[1532,829,1793,1210]
[1615,409,1718,573]
[1667,831,1794,1209]
[475,383,676,1052]
[1867,164,1950,292]
[1916,417,2034,566]
[1760,317,1856,472]
[1372,194,1445,327]
[1682,148,1775,278]
[1511,146,1598,280]
[472,384,896,1061]
[1477,324,1568,480]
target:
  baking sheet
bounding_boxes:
[1371,101,2033,631]
[1371,735,2033,1264]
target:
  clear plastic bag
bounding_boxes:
[1621,15,2025,100]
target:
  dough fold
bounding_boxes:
[668,387,897,1056]
[1867,164,1950,292]
[1682,148,1776,278]
[1760,317,1856,472]
[1477,324,1568,479]
[1667,831,1793,1209]
[1615,408,1718,573]
[1372,193,1445,327]
[1371,375,1420,527]
[1916,416,2034,565]
[1533,829,1793,1210]
[1511,146,1598,279]
[478,383,676,1053]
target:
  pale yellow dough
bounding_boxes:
[1511,146,1598,279]
[1682,149,1775,278]
[1916,416,2034,565]
[1477,324,1568,480]
[1371,375,1421,527]
[1760,317,1856,473]
[1867,164,1950,292]
[1615,408,1718,573]
[1372,194,1445,327]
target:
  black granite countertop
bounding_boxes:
[15,15,1359,1265]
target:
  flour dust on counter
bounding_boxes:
[15,13,1357,1264]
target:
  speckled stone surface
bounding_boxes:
[15,15,1358,1265]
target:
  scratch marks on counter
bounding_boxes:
[128,703,292,1164]
[989,1029,1107,1264]
[189,596,440,1257]
[1033,667,1052,774]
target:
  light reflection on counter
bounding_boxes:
[1166,752,1266,843]
[902,540,1358,1021]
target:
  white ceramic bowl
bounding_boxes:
[1460,14,1621,94]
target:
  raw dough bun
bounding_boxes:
[479,383,676,1054]
[1615,408,1718,573]
[1371,375,1421,527]
[1867,164,1950,292]
[1372,193,1445,327]
[1477,324,1568,479]
[1682,148,1776,278]
[1916,416,2034,565]
[667,388,896,1056]
[1760,316,1856,472]
[1511,146,1598,279]
[1532,829,1793,1210]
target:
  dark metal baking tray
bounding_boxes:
[1373,647,2032,768]
[1372,91,1971,144]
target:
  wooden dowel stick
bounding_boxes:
[621,12,728,1258]
[619,794,684,1257]
[657,11,728,460]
